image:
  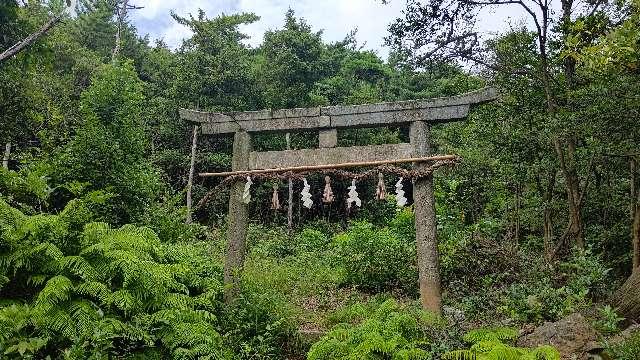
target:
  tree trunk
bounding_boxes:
[632,158,639,271]
[610,270,640,322]
[185,126,198,224]
[112,0,128,62]
[554,137,585,250]
[0,14,63,63]
[541,170,557,260]
[2,143,10,169]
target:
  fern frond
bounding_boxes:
[528,345,561,360]
[60,255,99,281]
[463,327,519,344]
[34,275,73,308]
[442,349,482,360]
[75,281,111,302]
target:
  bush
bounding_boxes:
[308,299,458,360]
[333,221,417,294]
[606,330,640,360]
[220,285,302,359]
[498,251,611,324]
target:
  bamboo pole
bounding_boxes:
[199,154,459,178]
[185,126,199,224]
[3,143,11,169]
[286,133,293,233]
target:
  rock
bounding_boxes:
[517,313,599,360]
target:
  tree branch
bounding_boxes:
[0,14,63,63]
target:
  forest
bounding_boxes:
[1,0,639,359]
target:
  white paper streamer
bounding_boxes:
[395,177,407,207]
[242,176,253,204]
[301,178,313,209]
[346,179,361,209]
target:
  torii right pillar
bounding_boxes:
[410,120,442,314]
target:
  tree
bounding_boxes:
[260,9,326,109]
[386,0,627,255]
[53,62,161,224]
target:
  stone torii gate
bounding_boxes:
[179,87,497,314]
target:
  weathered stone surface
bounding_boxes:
[410,121,442,315]
[249,143,415,170]
[200,116,331,134]
[182,88,497,134]
[272,106,321,118]
[321,87,496,116]
[517,313,599,360]
[318,129,337,148]
[223,130,251,304]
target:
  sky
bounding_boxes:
[130,0,532,60]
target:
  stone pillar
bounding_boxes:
[410,121,442,315]
[223,130,251,304]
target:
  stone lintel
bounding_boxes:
[185,87,496,134]
[249,143,414,170]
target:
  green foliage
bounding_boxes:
[0,167,51,212]
[606,330,640,360]
[0,197,228,358]
[498,251,611,323]
[333,221,417,294]
[593,305,625,335]
[307,299,451,360]
[53,62,162,224]
[442,328,560,360]
[221,284,302,359]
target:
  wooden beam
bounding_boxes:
[199,154,458,177]
[250,143,415,170]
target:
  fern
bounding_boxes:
[307,299,435,360]
[463,327,519,343]
[0,198,228,358]
[442,327,560,360]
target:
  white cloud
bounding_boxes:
[237,0,406,58]
[130,0,533,58]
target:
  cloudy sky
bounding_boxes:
[130,0,530,60]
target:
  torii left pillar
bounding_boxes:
[223,130,251,303]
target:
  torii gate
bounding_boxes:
[179,87,497,314]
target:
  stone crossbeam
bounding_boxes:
[179,87,497,134]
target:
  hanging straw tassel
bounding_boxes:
[301,178,313,209]
[346,179,361,209]
[271,183,281,210]
[375,172,386,200]
[395,177,407,207]
[322,176,334,203]
[242,176,253,204]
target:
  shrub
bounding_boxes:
[498,251,611,324]
[220,285,302,359]
[295,228,330,253]
[308,299,455,360]
[333,221,417,294]
[606,330,640,360]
